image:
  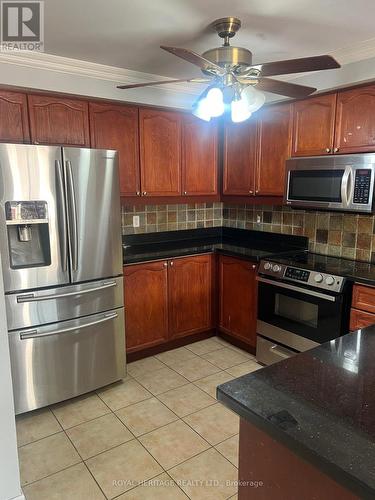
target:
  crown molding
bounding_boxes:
[0,51,204,96]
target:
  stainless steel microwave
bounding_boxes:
[284,154,375,213]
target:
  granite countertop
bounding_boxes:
[217,327,375,499]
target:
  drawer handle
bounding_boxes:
[270,345,291,359]
[16,281,117,303]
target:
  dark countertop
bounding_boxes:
[217,327,375,499]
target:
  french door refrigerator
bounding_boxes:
[0,144,125,414]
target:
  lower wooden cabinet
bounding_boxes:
[350,283,375,331]
[124,254,214,352]
[349,308,375,331]
[218,255,258,347]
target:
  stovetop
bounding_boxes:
[269,251,357,277]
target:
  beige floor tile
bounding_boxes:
[169,448,238,499]
[225,360,263,377]
[185,338,223,356]
[134,367,188,395]
[23,463,105,500]
[202,348,250,370]
[51,393,110,429]
[194,371,235,399]
[211,336,233,347]
[16,408,61,447]
[158,384,216,417]
[155,347,197,366]
[168,357,221,382]
[184,403,239,445]
[226,344,256,359]
[127,356,166,378]
[116,472,189,499]
[19,432,81,486]
[66,413,133,459]
[215,435,239,467]
[86,439,163,499]
[97,378,152,411]
[139,420,210,470]
[116,397,178,436]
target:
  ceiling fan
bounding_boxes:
[117,17,341,122]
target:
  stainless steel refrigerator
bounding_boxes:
[0,144,125,414]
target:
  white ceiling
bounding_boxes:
[44,0,375,80]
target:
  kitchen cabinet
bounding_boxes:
[139,108,181,197]
[0,90,30,143]
[182,115,218,196]
[218,255,258,347]
[223,119,258,195]
[291,94,336,156]
[349,308,375,331]
[124,260,169,352]
[334,85,375,154]
[349,284,375,331]
[256,103,292,196]
[168,254,214,338]
[89,102,140,197]
[28,94,90,146]
[124,254,214,352]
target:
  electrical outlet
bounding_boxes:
[133,215,140,228]
[256,214,261,224]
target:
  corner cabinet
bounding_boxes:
[218,255,258,347]
[124,254,214,353]
[89,102,140,197]
[28,95,90,146]
[0,90,30,143]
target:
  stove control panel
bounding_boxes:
[258,260,345,293]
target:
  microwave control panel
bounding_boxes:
[353,169,371,204]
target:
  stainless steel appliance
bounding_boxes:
[0,144,125,414]
[256,254,352,365]
[284,153,375,213]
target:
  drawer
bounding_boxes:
[352,284,375,314]
[256,336,295,366]
[349,308,375,331]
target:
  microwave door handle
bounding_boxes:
[55,159,68,272]
[341,167,353,207]
[66,160,78,272]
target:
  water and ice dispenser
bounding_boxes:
[5,201,51,269]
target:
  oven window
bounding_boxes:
[288,170,344,202]
[275,293,318,328]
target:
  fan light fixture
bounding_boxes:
[192,87,225,121]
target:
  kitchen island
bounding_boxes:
[217,326,375,500]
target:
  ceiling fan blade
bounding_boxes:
[160,45,226,76]
[240,77,316,98]
[117,77,210,89]
[251,55,340,77]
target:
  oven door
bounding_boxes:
[257,277,346,350]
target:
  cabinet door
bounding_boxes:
[168,254,213,338]
[292,94,336,156]
[182,115,218,195]
[124,261,169,352]
[223,119,257,195]
[335,85,375,154]
[256,103,291,196]
[0,90,30,143]
[89,102,140,197]
[349,308,375,332]
[139,109,181,196]
[28,94,90,146]
[219,255,257,347]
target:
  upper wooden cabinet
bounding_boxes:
[256,104,292,196]
[182,115,218,196]
[89,102,140,197]
[139,108,181,197]
[334,85,375,154]
[223,119,258,195]
[0,90,30,143]
[291,94,336,156]
[28,95,90,147]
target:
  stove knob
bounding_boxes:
[314,273,323,283]
[325,276,335,286]
[264,262,271,270]
[272,264,281,273]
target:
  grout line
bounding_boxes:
[20,455,83,490]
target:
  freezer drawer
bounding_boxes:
[256,335,296,366]
[9,307,126,414]
[5,276,124,330]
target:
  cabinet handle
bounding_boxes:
[255,190,259,194]
[142,191,147,196]
[34,141,39,145]
[183,191,187,195]
[136,191,141,196]
[170,261,174,267]
[249,190,253,194]
[163,262,168,267]
[334,147,339,153]
[325,148,331,153]
[251,265,256,269]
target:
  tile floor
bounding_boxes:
[16,336,263,500]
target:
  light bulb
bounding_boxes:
[192,97,211,122]
[241,86,265,112]
[205,87,224,117]
[231,99,252,123]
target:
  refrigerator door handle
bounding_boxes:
[55,159,68,272]
[16,280,117,303]
[66,160,79,272]
[19,312,118,340]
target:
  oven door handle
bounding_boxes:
[257,277,336,302]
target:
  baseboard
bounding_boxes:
[11,493,25,500]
